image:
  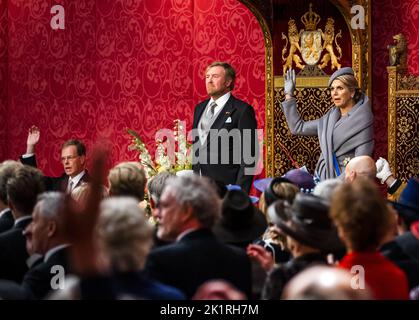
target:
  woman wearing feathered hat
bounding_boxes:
[282,67,374,180]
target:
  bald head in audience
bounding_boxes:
[193,280,246,300]
[282,265,372,300]
[344,156,376,182]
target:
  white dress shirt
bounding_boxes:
[198,91,231,144]
[67,170,86,192]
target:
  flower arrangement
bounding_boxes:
[127,120,192,179]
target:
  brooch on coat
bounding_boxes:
[342,157,351,167]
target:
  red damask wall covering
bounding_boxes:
[1,0,418,178]
[0,0,7,161]
[0,0,265,177]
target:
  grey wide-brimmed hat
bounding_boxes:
[271,193,344,253]
[328,67,354,87]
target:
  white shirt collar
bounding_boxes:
[198,92,232,145]
[44,244,70,263]
[14,215,31,227]
[208,91,231,116]
[68,170,86,189]
[0,208,10,219]
[26,254,43,268]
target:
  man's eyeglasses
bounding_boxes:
[60,155,80,163]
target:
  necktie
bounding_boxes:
[208,101,216,118]
[200,101,217,142]
[67,180,74,194]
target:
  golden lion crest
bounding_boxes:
[388,33,407,69]
[282,3,342,74]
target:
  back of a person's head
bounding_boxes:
[98,197,153,272]
[282,265,372,300]
[260,177,299,213]
[6,166,45,216]
[193,280,246,300]
[0,160,23,204]
[330,179,391,251]
[35,192,66,232]
[147,171,175,203]
[345,156,376,181]
[271,181,299,203]
[164,175,221,229]
[108,162,146,201]
[313,178,343,201]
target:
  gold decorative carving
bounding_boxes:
[281,19,304,74]
[387,62,419,183]
[387,66,398,176]
[399,74,419,90]
[275,76,329,88]
[388,33,407,70]
[240,0,372,177]
[319,18,342,70]
[281,3,343,73]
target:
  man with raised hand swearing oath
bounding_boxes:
[20,126,89,192]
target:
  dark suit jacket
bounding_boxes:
[21,246,70,299]
[0,208,14,233]
[145,228,252,299]
[0,246,70,300]
[20,154,89,192]
[0,217,32,283]
[192,95,258,193]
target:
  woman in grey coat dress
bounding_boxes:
[281,67,374,180]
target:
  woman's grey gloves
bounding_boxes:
[284,69,296,97]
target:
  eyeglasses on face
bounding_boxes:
[60,155,80,162]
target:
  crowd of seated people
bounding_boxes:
[0,127,418,300]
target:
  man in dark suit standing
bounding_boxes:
[21,126,89,192]
[146,175,252,299]
[192,62,258,194]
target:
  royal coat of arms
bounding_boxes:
[282,3,343,74]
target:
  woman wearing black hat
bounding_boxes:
[213,189,267,249]
[282,68,374,180]
[249,193,343,300]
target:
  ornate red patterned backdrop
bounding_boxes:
[0,0,265,178]
[0,0,7,161]
[1,0,418,180]
[372,0,419,160]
